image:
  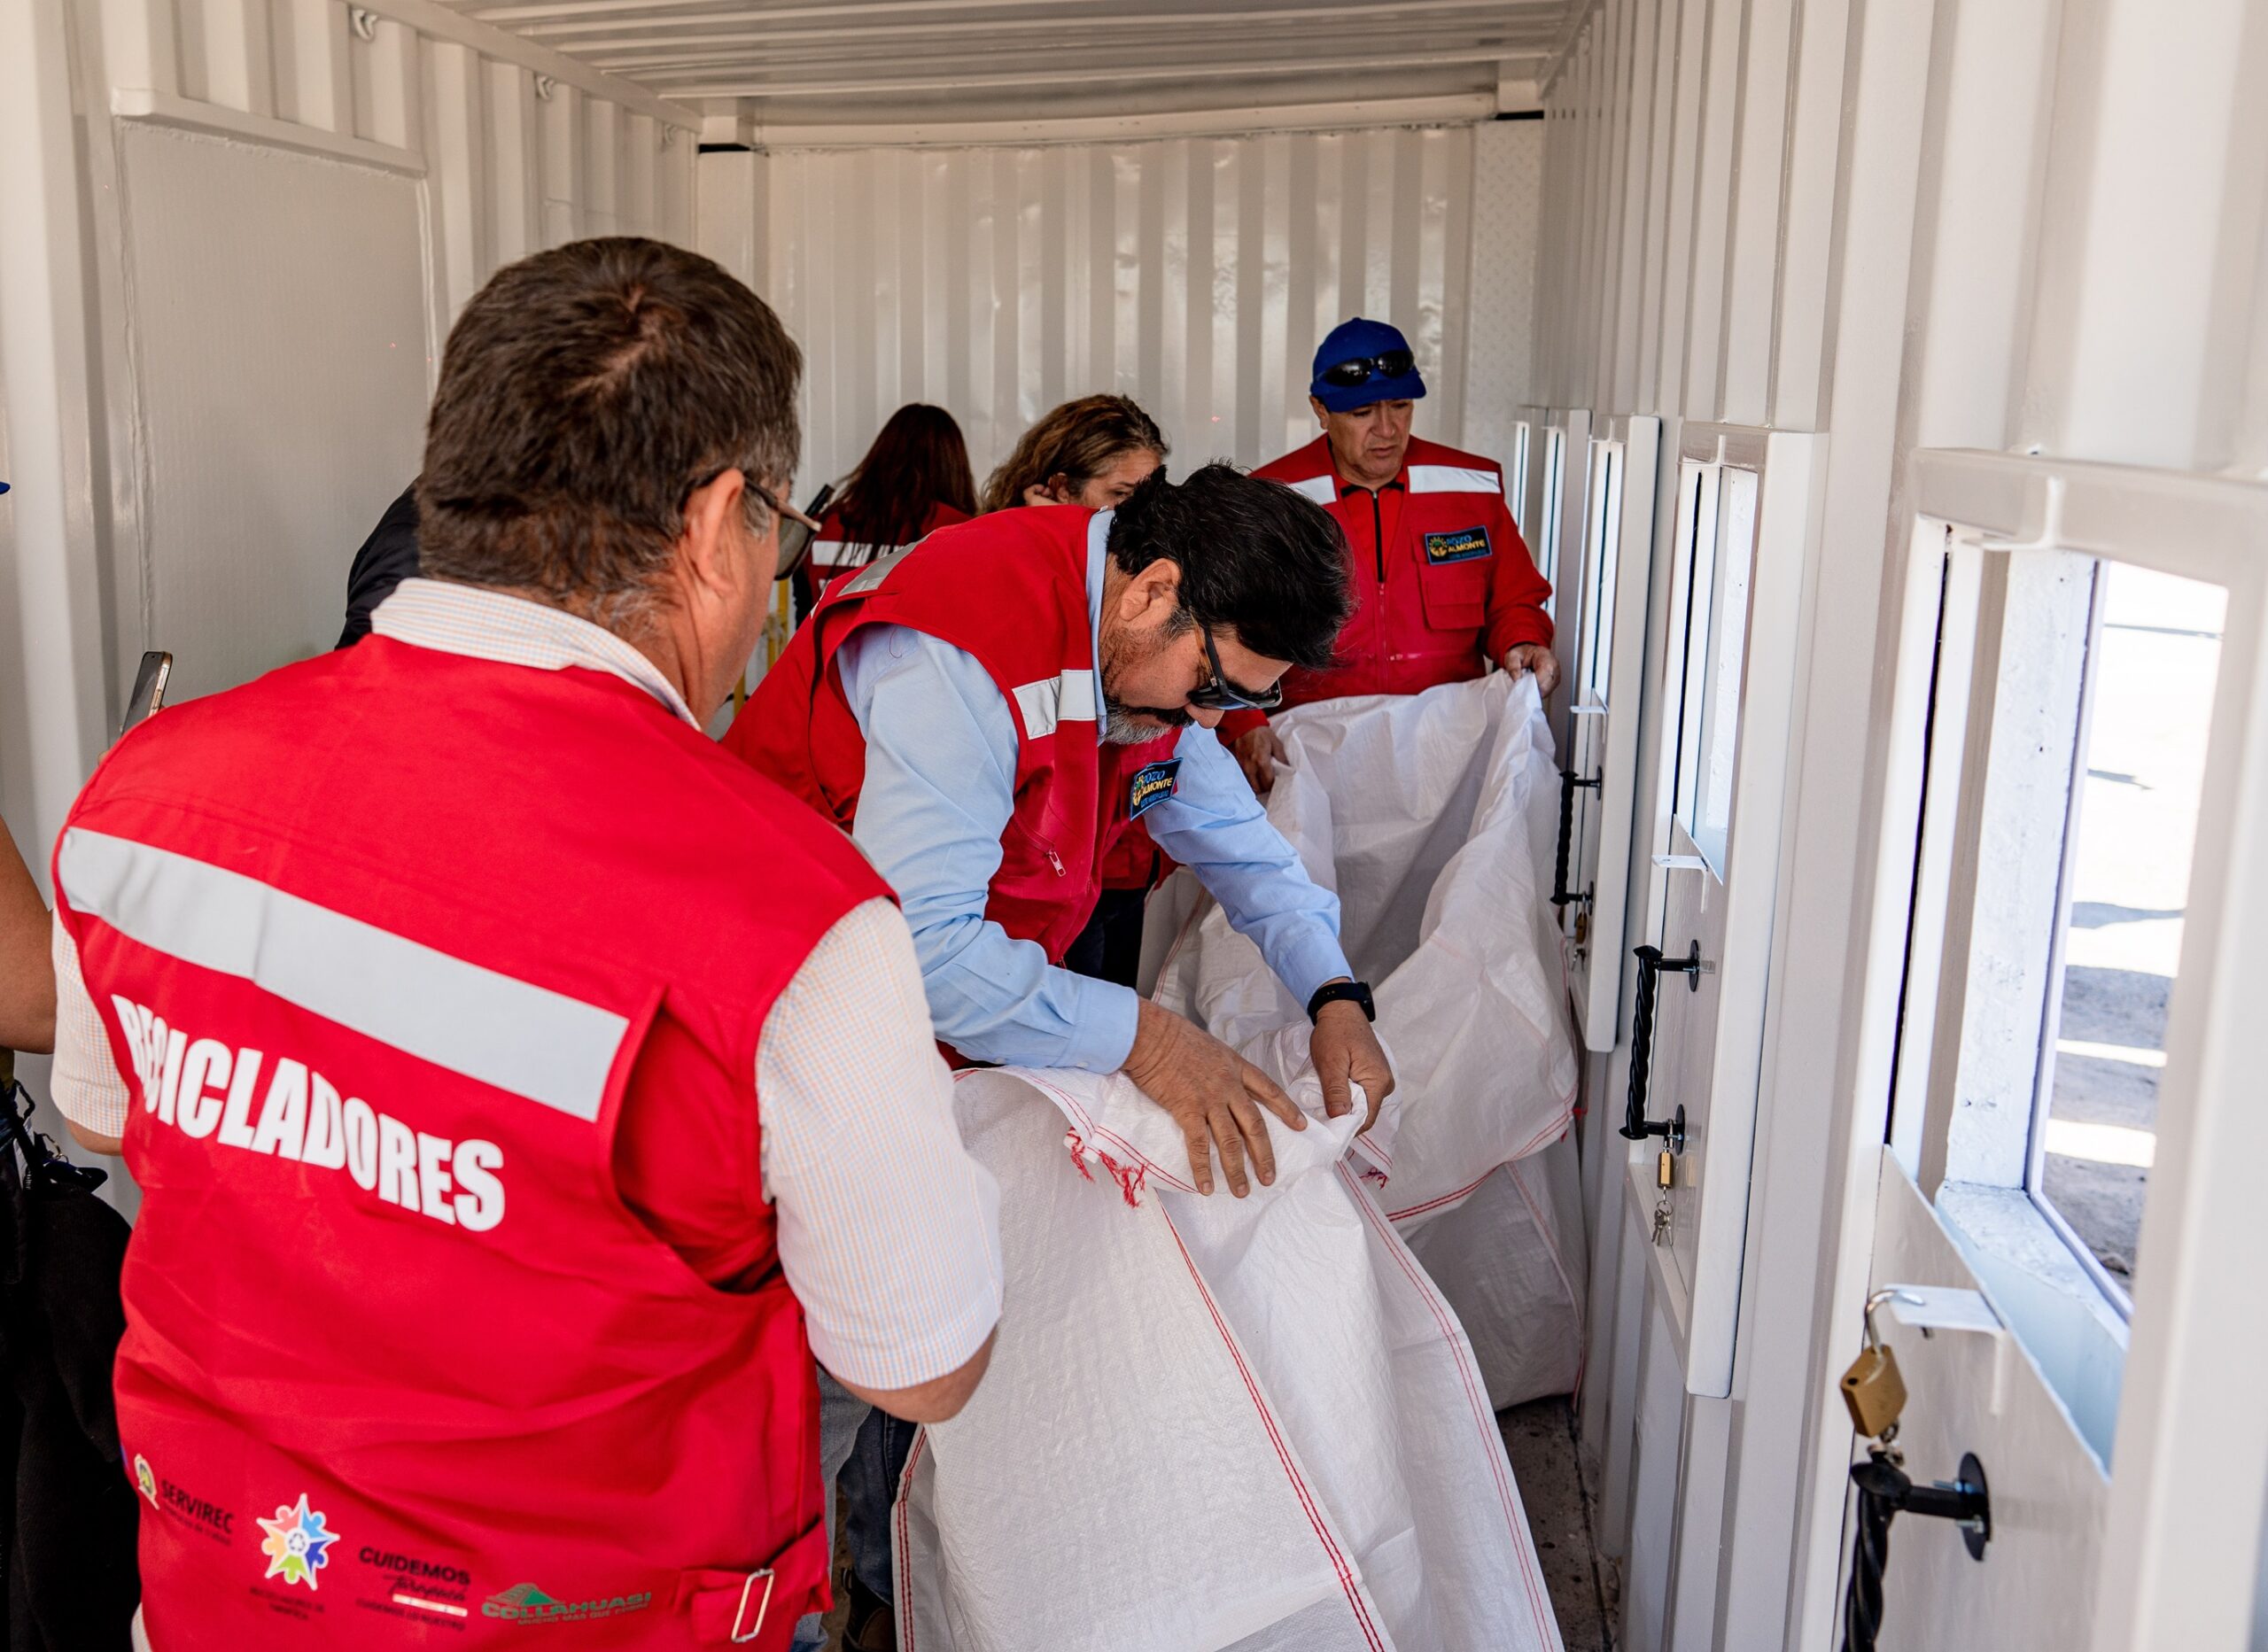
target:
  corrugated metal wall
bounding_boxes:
[68,0,698,719]
[757,125,1509,490]
[91,0,699,372]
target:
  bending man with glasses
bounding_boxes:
[732,462,1394,1181]
[734,462,1393,1651]
[1223,316,1557,792]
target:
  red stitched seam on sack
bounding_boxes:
[897,1431,928,1652]
[1027,1074,1196,1195]
[1339,1162,1556,1642]
[1157,1205,1384,1652]
[1381,1100,1573,1222]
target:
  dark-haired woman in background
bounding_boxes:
[980,395,1177,987]
[979,392,1166,512]
[808,404,978,590]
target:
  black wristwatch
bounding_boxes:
[1307,980,1375,1024]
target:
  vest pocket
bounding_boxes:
[1417,558,1489,633]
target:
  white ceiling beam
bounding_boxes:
[746,89,1501,147]
[476,0,1565,26]
[652,45,1511,96]
[586,23,1558,74]
[345,0,701,126]
[524,0,1535,40]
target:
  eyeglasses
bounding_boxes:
[1317,347,1416,389]
[750,479,822,533]
[1186,627,1284,713]
[689,466,822,533]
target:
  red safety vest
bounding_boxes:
[1225,435,1551,741]
[54,634,884,1649]
[807,500,970,592]
[728,508,1146,1016]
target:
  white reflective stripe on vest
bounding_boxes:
[1284,475,1338,506]
[836,546,916,597]
[1010,670,1098,741]
[58,827,629,1122]
[812,539,911,567]
[1408,463,1502,495]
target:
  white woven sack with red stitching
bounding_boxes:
[1143,674,1586,1408]
[894,1026,1563,1652]
[1149,673,1580,1229]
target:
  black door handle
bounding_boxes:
[1552,768,1602,908]
[1621,941,1703,1142]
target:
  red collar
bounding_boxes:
[1326,447,1410,496]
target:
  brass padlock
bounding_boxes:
[1839,1290,1910,1440]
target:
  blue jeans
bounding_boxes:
[789,1375,919,1651]
[839,1402,919,1600]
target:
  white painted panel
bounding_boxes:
[1625,1281,1689,1652]
[1464,118,1543,475]
[1869,1156,2109,1652]
[115,125,427,702]
[757,124,1512,491]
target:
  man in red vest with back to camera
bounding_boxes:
[1223,316,1558,790]
[47,238,1003,1650]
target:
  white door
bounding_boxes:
[1838,450,2268,1650]
[1557,415,1660,1054]
[1626,425,1823,1397]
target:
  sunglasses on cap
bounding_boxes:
[1317,347,1417,389]
[1186,627,1284,713]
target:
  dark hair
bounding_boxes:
[1107,463,1350,671]
[416,237,801,631]
[833,404,977,563]
[982,394,1169,513]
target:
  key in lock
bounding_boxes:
[1838,1289,1913,1441]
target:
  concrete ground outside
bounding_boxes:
[2040,567,2223,1296]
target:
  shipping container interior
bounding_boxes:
[4,0,2268,1647]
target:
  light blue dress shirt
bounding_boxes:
[835,511,1352,1071]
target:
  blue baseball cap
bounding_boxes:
[1309,317,1427,413]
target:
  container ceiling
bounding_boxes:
[442,0,1579,128]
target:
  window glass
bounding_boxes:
[1509,424,1532,536]
[2034,562,2225,1302]
[1671,466,1714,833]
[1581,446,1621,705]
[1541,428,1567,593]
[1684,467,1756,870]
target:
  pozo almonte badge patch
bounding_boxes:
[1422,525,1492,564]
[1128,759,1181,818]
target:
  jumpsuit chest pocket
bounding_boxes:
[1416,554,1490,633]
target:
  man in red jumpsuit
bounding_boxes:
[1223,316,1557,790]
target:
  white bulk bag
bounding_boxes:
[1146,675,1585,1407]
[896,1027,1564,1652]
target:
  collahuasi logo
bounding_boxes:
[257,1494,338,1590]
[133,1454,159,1509]
[483,1583,654,1624]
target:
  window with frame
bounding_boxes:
[1667,463,1758,875]
[1888,529,2231,1462]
